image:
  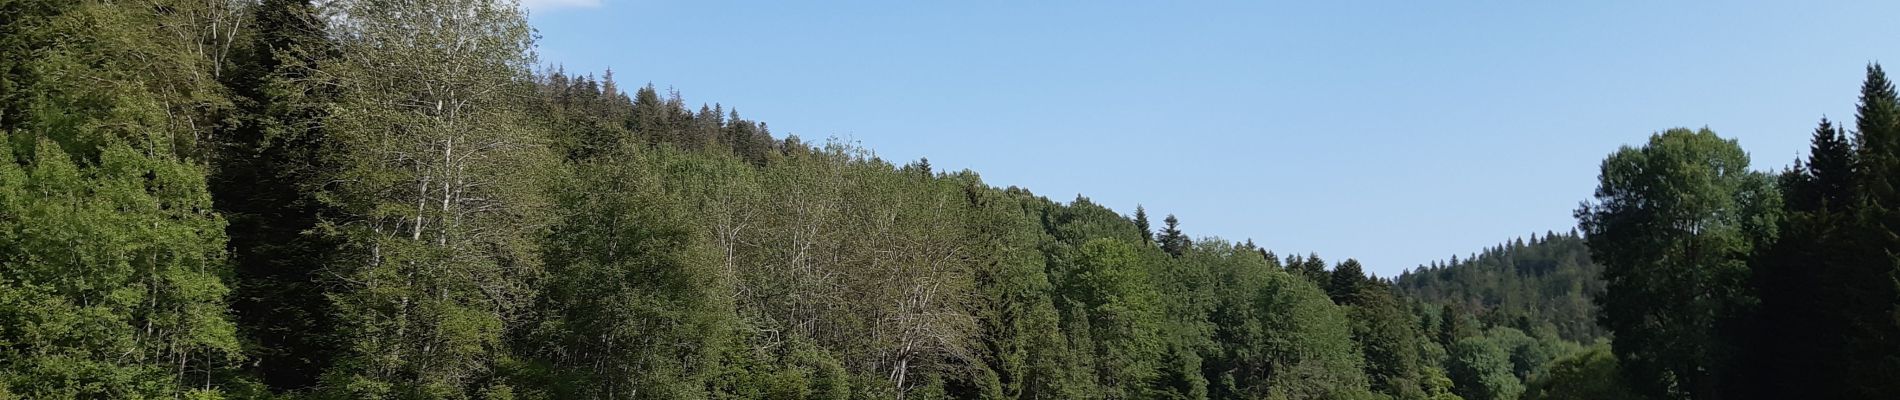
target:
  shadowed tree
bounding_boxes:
[1576,128,1779,400]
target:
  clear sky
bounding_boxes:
[521,0,1900,277]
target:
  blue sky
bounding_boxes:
[522,0,1899,277]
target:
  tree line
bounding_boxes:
[1571,64,1900,400]
[2,1,1894,399]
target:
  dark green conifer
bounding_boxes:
[1158,214,1190,257]
[1134,205,1153,244]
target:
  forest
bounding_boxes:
[1,1,1896,399]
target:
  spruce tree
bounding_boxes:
[1438,305,1472,347]
[1856,64,1900,157]
[1329,259,1368,305]
[1749,118,1861,399]
[1839,63,1900,398]
[1349,281,1427,399]
[211,0,344,390]
[1809,118,1858,208]
[1134,205,1153,245]
[1158,214,1189,257]
[1299,254,1331,284]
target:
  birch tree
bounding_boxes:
[318,0,556,396]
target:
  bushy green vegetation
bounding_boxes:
[3,1,1897,399]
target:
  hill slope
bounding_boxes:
[1396,232,1607,343]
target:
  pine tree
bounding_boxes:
[633,84,674,146]
[1299,253,1331,285]
[1329,259,1368,305]
[1350,282,1427,399]
[1134,205,1153,245]
[1837,63,1900,398]
[211,0,345,390]
[1438,305,1473,347]
[1809,118,1858,208]
[1158,214,1190,257]
[1856,64,1900,157]
[1748,118,1861,399]
[958,183,1079,399]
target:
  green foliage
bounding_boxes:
[1483,327,1566,383]
[1523,344,1638,400]
[959,183,1078,399]
[1157,215,1189,257]
[0,0,243,396]
[1398,233,1604,343]
[1576,127,1779,400]
[1133,206,1153,245]
[1248,261,1372,399]
[1419,367,1464,400]
[19,2,1895,399]
[1329,259,1368,305]
[1056,239,1166,398]
[1836,64,1900,398]
[1446,337,1521,400]
[212,0,345,391]
[314,0,558,396]
[0,137,242,398]
[523,147,735,399]
[1348,285,1426,400]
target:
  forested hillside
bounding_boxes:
[0,1,1452,398]
[3,1,1898,400]
[1397,233,1606,343]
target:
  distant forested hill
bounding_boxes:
[1395,232,1607,343]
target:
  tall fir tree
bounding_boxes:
[1809,118,1858,208]
[1329,259,1368,305]
[1158,214,1190,257]
[210,0,345,391]
[1134,205,1153,245]
[1747,118,1862,399]
[1839,63,1900,399]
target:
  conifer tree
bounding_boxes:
[1159,214,1189,256]
[1856,64,1900,157]
[1809,118,1858,208]
[1329,259,1368,305]
[1836,63,1900,398]
[1135,205,1154,245]
[1349,282,1427,399]
[1298,254,1331,284]
[1748,118,1861,399]
[1438,305,1473,347]
[211,0,345,390]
